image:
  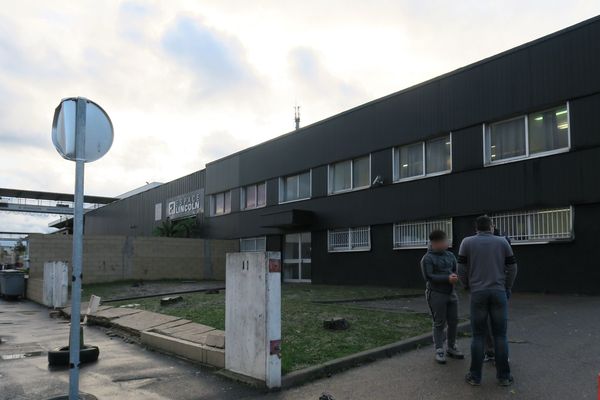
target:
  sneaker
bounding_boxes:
[435,349,446,364]
[484,352,495,363]
[498,376,514,387]
[465,373,481,386]
[446,345,465,359]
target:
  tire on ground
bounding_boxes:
[47,345,100,366]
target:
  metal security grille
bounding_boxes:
[491,207,572,243]
[328,226,371,252]
[393,218,452,249]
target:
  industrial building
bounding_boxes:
[78,16,600,294]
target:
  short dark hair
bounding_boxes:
[429,230,447,242]
[476,215,493,231]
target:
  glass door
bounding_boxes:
[283,232,311,283]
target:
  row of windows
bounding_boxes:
[326,207,573,252]
[240,207,573,254]
[210,104,571,217]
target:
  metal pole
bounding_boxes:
[69,98,86,400]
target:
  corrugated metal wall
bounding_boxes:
[85,170,204,236]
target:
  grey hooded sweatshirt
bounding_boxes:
[420,247,457,295]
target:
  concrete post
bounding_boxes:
[225,251,281,388]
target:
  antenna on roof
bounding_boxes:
[294,105,301,130]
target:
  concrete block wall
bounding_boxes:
[26,278,44,304]
[26,234,238,302]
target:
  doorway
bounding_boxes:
[283,232,311,282]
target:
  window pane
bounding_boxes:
[240,239,254,251]
[285,175,298,201]
[426,135,451,174]
[352,156,370,188]
[257,183,266,207]
[256,237,266,251]
[224,191,231,214]
[331,160,352,193]
[300,232,311,259]
[488,118,526,162]
[528,106,569,154]
[350,227,370,249]
[245,185,256,209]
[215,193,224,215]
[283,262,299,280]
[301,262,311,280]
[298,172,311,199]
[328,229,350,251]
[398,143,424,179]
[393,148,400,181]
[284,234,300,259]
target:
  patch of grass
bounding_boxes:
[113,292,226,330]
[280,299,429,373]
[90,282,430,373]
[81,280,140,300]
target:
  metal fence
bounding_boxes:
[328,226,371,252]
[393,218,453,249]
[491,207,572,243]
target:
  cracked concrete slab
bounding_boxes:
[110,311,182,333]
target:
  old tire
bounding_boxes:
[48,345,99,366]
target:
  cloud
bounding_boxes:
[118,1,154,43]
[200,130,248,161]
[287,46,366,118]
[1,1,600,234]
[161,15,263,98]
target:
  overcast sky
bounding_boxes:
[1,1,599,234]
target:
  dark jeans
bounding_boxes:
[469,290,511,382]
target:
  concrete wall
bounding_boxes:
[25,234,237,304]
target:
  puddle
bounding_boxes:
[1,351,44,360]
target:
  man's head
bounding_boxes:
[429,229,448,251]
[476,215,493,232]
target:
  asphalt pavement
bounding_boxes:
[1,293,599,400]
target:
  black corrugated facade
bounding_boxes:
[84,16,600,294]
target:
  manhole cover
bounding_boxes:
[0,342,45,361]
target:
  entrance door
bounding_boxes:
[283,232,311,282]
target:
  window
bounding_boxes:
[328,155,370,194]
[393,218,453,249]
[484,104,569,164]
[209,191,231,216]
[328,226,371,252]
[154,203,162,221]
[241,182,266,210]
[491,207,573,244]
[279,171,311,203]
[393,134,451,182]
[240,236,266,252]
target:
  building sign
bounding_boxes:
[166,189,204,220]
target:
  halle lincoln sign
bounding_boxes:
[167,190,204,220]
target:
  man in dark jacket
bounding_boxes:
[458,215,518,387]
[420,229,464,364]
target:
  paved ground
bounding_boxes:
[351,291,470,318]
[1,293,599,399]
[0,299,258,400]
[267,293,600,400]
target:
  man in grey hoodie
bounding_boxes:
[420,229,464,364]
[458,215,518,387]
